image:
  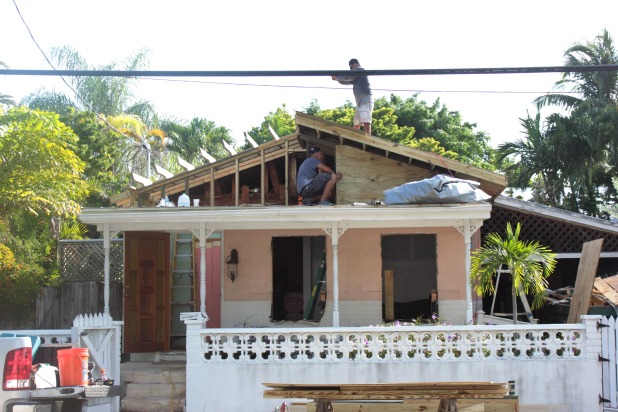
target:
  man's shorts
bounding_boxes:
[300,173,332,198]
[354,99,374,125]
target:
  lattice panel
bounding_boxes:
[483,205,618,253]
[59,239,124,282]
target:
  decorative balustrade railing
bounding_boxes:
[197,324,586,363]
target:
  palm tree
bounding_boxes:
[23,46,156,125]
[105,114,168,180]
[535,29,618,111]
[161,117,233,166]
[530,29,618,216]
[471,223,557,323]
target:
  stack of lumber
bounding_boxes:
[544,275,618,309]
[264,382,517,411]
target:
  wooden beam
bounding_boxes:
[200,148,217,163]
[594,277,618,306]
[268,124,280,140]
[245,132,259,148]
[177,156,195,171]
[223,140,237,156]
[154,164,174,179]
[131,172,152,187]
[384,270,394,321]
[568,238,604,323]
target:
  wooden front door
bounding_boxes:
[124,232,170,353]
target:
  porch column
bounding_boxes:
[458,221,476,324]
[325,221,347,327]
[103,223,111,316]
[194,223,213,325]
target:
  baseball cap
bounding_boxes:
[349,58,359,66]
[308,147,321,154]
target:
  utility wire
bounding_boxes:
[10,0,143,143]
[3,65,618,78]
[140,76,579,95]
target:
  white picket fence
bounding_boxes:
[4,313,122,412]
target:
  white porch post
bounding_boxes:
[458,221,476,324]
[193,223,213,325]
[103,223,111,316]
[325,221,347,327]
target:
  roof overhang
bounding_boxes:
[80,203,492,233]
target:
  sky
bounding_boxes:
[1,0,617,148]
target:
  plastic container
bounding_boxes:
[178,192,190,207]
[57,348,89,386]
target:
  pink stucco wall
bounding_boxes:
[223,227,471,302]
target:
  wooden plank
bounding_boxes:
[384,270,394,321]
[568,238,604,323]
[294,112,507,195]
[336,145,429,204]
[602,275,618,295]
[594,277,618,305]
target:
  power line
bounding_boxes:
[140,76,579,95]
[2,65,618,78]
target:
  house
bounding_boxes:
[74,113,618,411]
[79,112,506,352]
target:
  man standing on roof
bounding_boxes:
[331,58,374,135]
[297,147,342,206]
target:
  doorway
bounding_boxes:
[381,234,437,321]
[272,236,326,322]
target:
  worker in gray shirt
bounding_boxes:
[296,147,342,206]
[332,58,374,135]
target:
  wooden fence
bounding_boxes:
[34,239,125,329]
[36,281,123,329]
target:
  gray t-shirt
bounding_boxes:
[297,157,321,193]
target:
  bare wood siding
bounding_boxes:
[336,145,431,204]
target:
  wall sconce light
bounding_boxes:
[226,249,239,282]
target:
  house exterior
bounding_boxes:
[75,113,618,410]
[79,112,506,352]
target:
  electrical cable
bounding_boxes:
[10,0,144,142]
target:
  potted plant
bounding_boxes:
[471,222,557,323]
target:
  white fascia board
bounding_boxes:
[79,203,492,233]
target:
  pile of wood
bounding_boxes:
[544,275,618,310]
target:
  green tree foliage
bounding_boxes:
[23,46,157,125]
[471,222,557,316]
[104,114,168,179]
[311,94,495,169]
[0,107,89,217]
[60,109,130,207]
[243,105,296,149]
[500,29,618,216]
[0,62,16,108]
[161,117,234,167]
[0,241,44,327]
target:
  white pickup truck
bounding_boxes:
[0,336,93,412]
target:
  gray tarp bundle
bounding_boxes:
[383,174,491,205]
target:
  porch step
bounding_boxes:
[120,359,186,412]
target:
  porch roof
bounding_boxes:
[79,202,492,233]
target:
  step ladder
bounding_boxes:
[489,265,537,323]
[170,233,195,348]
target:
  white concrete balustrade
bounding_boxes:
[185,316,604,411]
[197,324,585,363]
